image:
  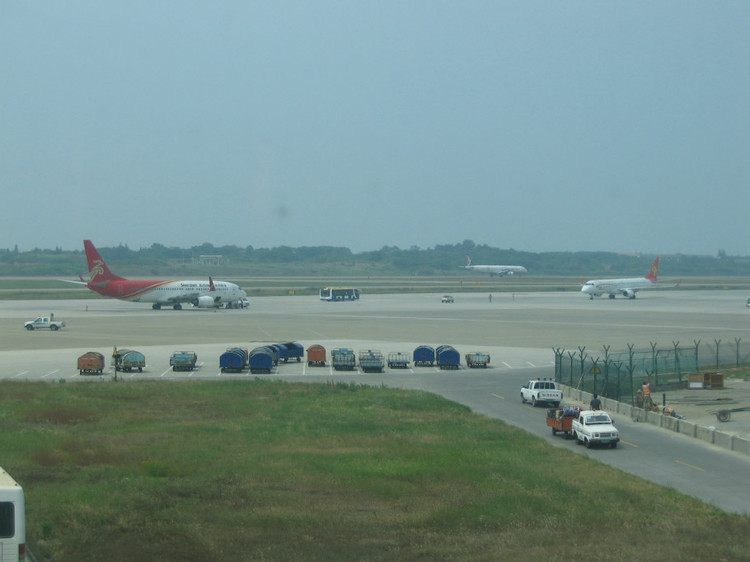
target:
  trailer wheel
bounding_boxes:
[551,427,557,435]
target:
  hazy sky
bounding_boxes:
[2,2,748,255]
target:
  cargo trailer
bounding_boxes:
[413,345,435,367]
[436,345,460,370]
[358,349,384,373]
[387,352,410,369]
[170,351,197,372]
[78,351,105,375]
[306,345,326,366]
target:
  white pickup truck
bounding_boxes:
[24,316,66,331]
[571,410,620,448]
[520,380,563,407]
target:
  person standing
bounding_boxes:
[590,394,602,410]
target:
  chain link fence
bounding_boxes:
[554,338,750,405]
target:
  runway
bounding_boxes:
[2,289,750,513]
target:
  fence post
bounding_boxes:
[693,339,700,371]
[553,348,564,382]
[578,347,587,390]
[673,341,681,383]
[736,338,742,367]
[714,339,721,369]
[568,351,576,387]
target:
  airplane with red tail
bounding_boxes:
[69,240,248,310]
[581,257,661,300]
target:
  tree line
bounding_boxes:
[1,240,748,277]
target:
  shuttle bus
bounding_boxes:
[319,287,360,301]
[0,467,25,562]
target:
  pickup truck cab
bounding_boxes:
[571,410,620,448]
[24,316,65,331]
[441,295,454,303]
[520,380,563,407]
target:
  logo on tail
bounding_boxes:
[646,258,659,283]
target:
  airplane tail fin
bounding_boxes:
[465,255,472,266]
[84,240,125,285]
[209,276,216,292]
[646,257,659,283]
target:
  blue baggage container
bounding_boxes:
[436,345,460,370]
[249,347,274,373]
[220,348,247,372]
[413,345,435,366]
[280,342,304,363]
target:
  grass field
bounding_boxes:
[1,379,748,562]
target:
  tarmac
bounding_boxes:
[2,289,750,442]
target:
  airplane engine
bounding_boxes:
[622,289,636,299]
[195,295,219,308]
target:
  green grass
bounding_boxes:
[1,379,749,561]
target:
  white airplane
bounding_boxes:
[66,240,248,310]
[581,257,660,299]
[463,255,527,276]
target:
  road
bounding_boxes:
[2,289,750,513]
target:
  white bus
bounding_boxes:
[319,287,360,301]
[0,468,25,562]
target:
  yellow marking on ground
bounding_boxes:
[675,460,706,472]
[620,440,638,448]
[490,393,504,400]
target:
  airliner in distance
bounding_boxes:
[463,256,527,276]
[69,240,248,310]
[581,257,660,300]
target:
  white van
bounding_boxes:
[0,468,25,562]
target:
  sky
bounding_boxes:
[2,1,748,256]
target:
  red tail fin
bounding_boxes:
[646,258,659,282]
[209,276,216,292]
[84,240,125,285]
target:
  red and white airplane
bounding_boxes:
[581,257,660,299]
[71,240,248,310]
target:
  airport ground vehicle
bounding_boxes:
[436,345,460,370]
[274,342,304,363]
[249,347,274,374]
[112,349,145,372]
[546,407,581,439]
[320,287,360,301]
[331,348,356,371]
[387,352,410,369]
[220,348,248,373]
[441,295,454,303]
[24,315,65,331]
[413,345,435,366]
[571,410,620,448]
[465,352,490,368]
[170,351,197,371]
[359,350,384,373]
[520,380,563,407]
[306,345,326,366]
[78,351,105,375]
[0,467,25,562]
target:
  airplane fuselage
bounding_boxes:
[464,265,528,276]
[87,278,246,308]
[581,277,655,299]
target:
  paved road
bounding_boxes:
[2,289,750,513]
